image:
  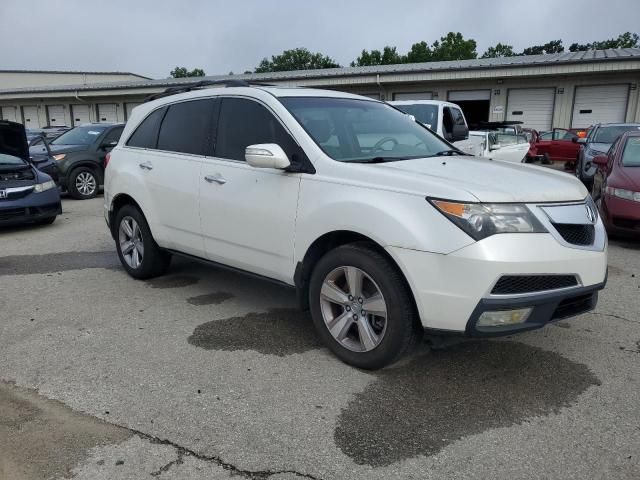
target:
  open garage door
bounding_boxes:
[448,90,491,128]
[71,104,91,126]
[22,106,40,128]
[572,85,629,128]
[46,105,66,126]
[506,88,555,131]
[97,103,118,123]
[393,92,433,100]
[124,102,142,120]
[1,106,17,122]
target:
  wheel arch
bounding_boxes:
[294,230,418,316]
[67,161,104,184]
[109,193,144,240]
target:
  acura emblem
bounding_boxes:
[585,204,596,223]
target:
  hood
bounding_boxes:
[0,120,29,161]
[364,156,589,203]
[48,144,88,155]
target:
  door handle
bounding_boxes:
[204,174,226,185]
[139,162,153,171]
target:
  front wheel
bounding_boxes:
[114,205,171,279]
[309,243,420,370]
[68,167,98,200]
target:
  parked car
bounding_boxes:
[575,123,640,188]
[533,128,583,170]
[26,126,69,142]
[28,136,59,184]
[105,82,607,370]
[591,131,640,236]
[0,120,61,226]
[48,123,124,199]
[388,100,479,155]
[468,130,530,163]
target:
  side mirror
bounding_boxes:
[245,144,291,169]
[573,137,587,144]
[490,144,502,151]
[592,154,608,166]
[101,140,118,150]
[451,124,469,142]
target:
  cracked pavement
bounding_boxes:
[1,198,639,479]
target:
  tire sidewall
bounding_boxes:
[309,246,416,369]
[114,205,157,279]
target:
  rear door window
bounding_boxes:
[126,107,166,149]
[215,97,296,161]
[103,126,124,144]
[157,99,216,155]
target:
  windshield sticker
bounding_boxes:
[87,131,101,135]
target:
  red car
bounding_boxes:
[591,131,640,236]
[532,128,586,169]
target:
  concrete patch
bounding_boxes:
[187,308,321,356]
[0,251,119,276]
[187,292,234,306]
[334,341,600,467]
[146,275,199,289]
[0,381,131,480]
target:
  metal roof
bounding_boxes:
[0,69,149,78]
[1,48,639,95]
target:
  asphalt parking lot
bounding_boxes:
[1,197,639,480]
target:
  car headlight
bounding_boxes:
[605,187,640,202]
[53,154,66,161]
[34,180,56,193]
[586,148,604,158]
[428,199,547,240]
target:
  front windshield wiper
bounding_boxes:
[349,156,410,164]
[430,149,467,157]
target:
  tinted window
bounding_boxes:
[127,108,166,148]
[281,97,451,162]
[51,125,108,146]
[157,100,214,155]
[622,137,640,167]
[393,104,438,129]
[593,125,640,144]
[216,97,295,161]
[103,126,124,144]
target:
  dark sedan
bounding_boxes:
[592,131,640,236]
[0,121,61,227]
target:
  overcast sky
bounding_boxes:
[1,0,639,79]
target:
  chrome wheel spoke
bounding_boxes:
[344,266,364,298]
[321,280,349,305]
[357,317,379,351]
[121,219,133,238]
[362,293,387,318]
[121,241,135,255]
[118,216,143,269]
[328,311,352,341]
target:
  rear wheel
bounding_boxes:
[68,167,98,200]
[309,243,420,370]
[114,205,171,279]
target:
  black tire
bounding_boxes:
[114,204,171,279]
[541,153,552,165]
[68,166,99,200]
[37,216,56,225]
[309,243,421,370]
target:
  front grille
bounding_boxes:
[491,275,579,295]
[552,293,595,320]
[0,207,27,221]
[553,223,595,246]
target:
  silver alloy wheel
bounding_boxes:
[319,266,388,352]
[75,171,97,196]
[118,216,144,269]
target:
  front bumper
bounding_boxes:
[0,187,61,226]
[602,194,640,235]
[386,232,608,334]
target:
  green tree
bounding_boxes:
[405,41,432,63]
[351,46,404,66]
[522,40,564,55]
[169,66,205,78]
[481,42,516,58]
[429,32,477,61]
[255,48,340,73]
[569,32,640,51]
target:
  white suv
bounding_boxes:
[104,81,607,370]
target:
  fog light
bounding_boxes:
[477,308,532,327]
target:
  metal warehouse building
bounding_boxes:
[1,48,639,132]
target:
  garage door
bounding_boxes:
[97,103,118,123]
[47,105,66,126]
[393,92,433,100]
[71,104,91,126]
[572,85,629,128]
[1,106,17,122]
[448,90,491,101]
[506,88,555,131]
[124,102,142,120]
[22,106,40,128]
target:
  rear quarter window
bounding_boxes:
[126,107,166,149]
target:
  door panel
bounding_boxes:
[548,128,579,162]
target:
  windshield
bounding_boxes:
[0,153,27,166]
[622,137,640,167]
[51,125,107,146]
[593,125,640,144]
[280,97,453,162]
[392,104,438,129]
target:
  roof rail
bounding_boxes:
[144,79,273,102]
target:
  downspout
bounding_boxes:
[376,74,384,100]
